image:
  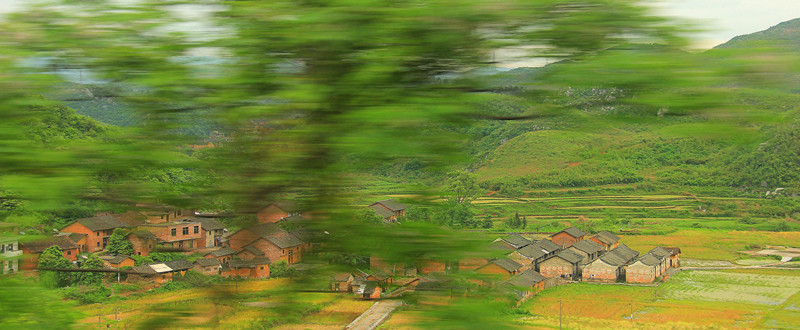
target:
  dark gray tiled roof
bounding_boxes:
[505,269,546,287]
[164,259,194,271]
[514,244,548,260]
[73,216,130,232]
[369,205,395,218]
[194,258,221,267]
[649,247,671,260]
[611,243,639,261]
[128,230,157,240]
[207,247,237,257]
[570,239,603,255]
[241,245,265,256]
[21,236,78,253]
[553,249,584,264]
[370,199,407,211]
[490,258,523,272]
[498,234,531,249]
[531,239,561,253]
[635,254,661,266]
[594,231,621,245]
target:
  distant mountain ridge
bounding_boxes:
[714,18,800,50]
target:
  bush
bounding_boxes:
[61,285,113,305]
[270,260,300,278]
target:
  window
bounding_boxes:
[182,227,189,235]
[188,241,193,248]
[138,252,142,256]
[160,215,165,220]
[96,242,100,247]
[260,267,264,270]
[194,226,199,234]
[67,250,71,255]
[96,232,100,236]
[171,228,177,236]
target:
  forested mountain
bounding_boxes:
[714,18,800,50]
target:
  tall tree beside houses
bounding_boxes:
[77,254,105,286]
[106,228,134,256]
[445,171,481,204]
[37,245,74,288]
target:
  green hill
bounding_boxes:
[714,18,800,50]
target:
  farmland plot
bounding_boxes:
[660,271,800,305]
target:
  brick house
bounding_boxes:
[58,233,88,253]
[141,208,195,224]
[508,239,561,271]
[226,258,271,278]
[664,247,681,268]
[549,227,587,248]
[204,247,237,264]
[582,244,639,283]
[140,221,203,251]
[228,223,306,264]
[475,258,523,280]
[61,216,130,252]
[503,269,546,301]
[257,201,302,223]
[331,272,355,292]
[649,246,671,272]
[182,217,226,248]
[193,258,221,276]
[567,239,604,264]
[538,249,583,280]
[590,231,620,251]
[126,230,158,256]
[20,236,80,270]
[368,199,407,222]
[100,255,135,269]
[624,254,661,284]
[129,259,194,283]
[236,245,266,260]
[493,233,531,250]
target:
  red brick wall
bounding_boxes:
[625,265,656,283]
[128,235,155,256]
[539,258,575,279]
[62,223,104,252]
[582,263,618,282]
[551,232,581,248]
[236,249,258,260]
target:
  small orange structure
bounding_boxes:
[549,227,587,248]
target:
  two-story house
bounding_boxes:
[140,220,203,251]
[60,216,130,252]
[181,217,226,248]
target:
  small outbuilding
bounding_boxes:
[550,227,587,248]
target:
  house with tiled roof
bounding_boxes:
[228,223,307,264]
[139,220,203,251]
[502,269,547,301]
[100,255,134,269]
[476,258,523,279]
[61,215,131,252]
[549,227,587,248]
[590,231,621,251]
[582,244,639,282]
[20,236,80,270]
[226,257,271,278]
[368,199,407,222]
[204,247,237,264]
[508,239,561,271]
[624,253,663,284]
[193,258,221,275]
[567,239,604,263]
[538,249,584,280]
[129,259,193,283]
[493,233,531,250]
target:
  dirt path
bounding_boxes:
[345,300,404,330]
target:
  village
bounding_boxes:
[1,197,682,307]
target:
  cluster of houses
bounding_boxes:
[491,227,681,285]
[0,201,312,281]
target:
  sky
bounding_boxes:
[652,0,800,49]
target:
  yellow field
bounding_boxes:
[620,229,800,260]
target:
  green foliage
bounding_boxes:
[432,202,478,229]
[77,254,106,286]
[0,278,80,327]
[358,208,384,225]
[270,260,300,278]
[106,228,134,256]
[445,171,481,204]
[61,285,112,305]
[37,245,74,288]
